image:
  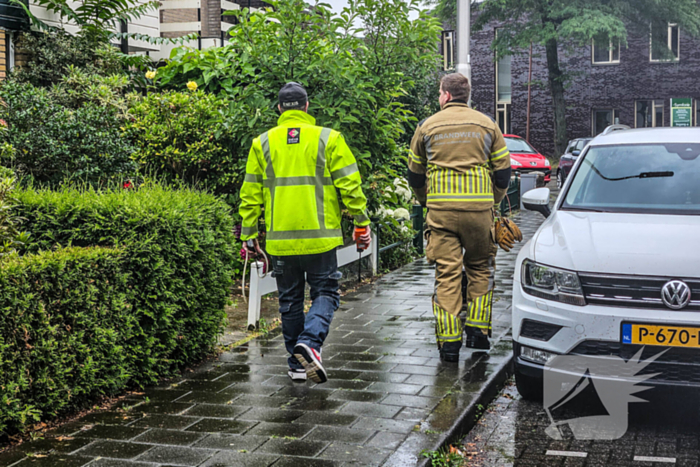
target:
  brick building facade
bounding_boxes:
[154,0,269,59]
[467,15,700,156]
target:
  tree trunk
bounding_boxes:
[544,37,567,156]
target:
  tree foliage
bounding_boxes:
[154,0,441,214]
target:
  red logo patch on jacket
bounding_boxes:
[287,128,300,144]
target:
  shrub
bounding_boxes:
[13,31,126,87]
[7,184,237,430]
[124,90,237,193]
[0,166,29,257]
[0,247,134,434]
[0,71,137,186]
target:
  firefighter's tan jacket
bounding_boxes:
[408,102,511,211]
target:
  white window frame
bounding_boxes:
[441,30,454,71]
[635,100,664,128]
[650,23,680,62]
[591,38,620,65]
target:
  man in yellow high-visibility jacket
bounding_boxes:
[239,82,371,384]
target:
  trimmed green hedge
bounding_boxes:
[0,247,133,433]
[1,185,236,434]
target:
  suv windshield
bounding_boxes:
[562,143,700,215]
[505,138,537,154]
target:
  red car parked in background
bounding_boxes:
[504,134,551,183]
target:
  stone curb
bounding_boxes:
[415,343,514,467]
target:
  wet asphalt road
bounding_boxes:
[463,380,700,467]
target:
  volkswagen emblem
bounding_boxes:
[661,280,691,310]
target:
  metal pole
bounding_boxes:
[526,42,533,142]
[456,0,471,106]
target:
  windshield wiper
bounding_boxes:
[606,171,674,181]
[586,160,675,181]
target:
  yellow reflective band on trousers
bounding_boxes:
[428,166,494,203]
[465,290,493,332]
[433,300,463,343]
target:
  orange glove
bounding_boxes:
[353,226,372,251]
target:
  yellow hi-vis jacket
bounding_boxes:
[239,110,370,256]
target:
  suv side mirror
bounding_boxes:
[572,150,581,156]
[522,188,551,218]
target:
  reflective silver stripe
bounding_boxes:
[267,228,342,240]
[244,173,263,183]
[263,176,332,187]
[483,132,493,162]
[424,134,433,160]
[354,212,369,224]
[331,163,359,181]
[260,132,275,232]
[241,226,257,236]
[316,128,332,231]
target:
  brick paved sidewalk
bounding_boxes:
[0,210,544,467]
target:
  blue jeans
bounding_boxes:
[271,249,341,370]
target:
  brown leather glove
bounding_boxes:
[495,218,523,252]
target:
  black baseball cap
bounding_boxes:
[278,82,308,109]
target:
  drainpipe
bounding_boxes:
[456,0,471,105]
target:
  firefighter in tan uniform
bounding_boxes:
[407,73,522,362]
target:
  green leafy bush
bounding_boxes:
[125,90,237,192]
[0,71,137,186]
[0,166,29,257]
[13,31,127,87]
[0,247,133,434]
[1,184,237,434]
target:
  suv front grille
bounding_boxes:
[570,340,700,386]
[579,273,700,311]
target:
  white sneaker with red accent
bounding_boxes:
[288,368,307,382]
[293,343,327,384]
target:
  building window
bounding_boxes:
[651,23,679,61]
[635,100,664,128]
[496,102,511,134]
[592,109,617,136]
[441,30,454,71]
[494,30,511,134]
[592,37,620,64]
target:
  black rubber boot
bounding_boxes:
[464,331,490,350]
[439,340,462,362]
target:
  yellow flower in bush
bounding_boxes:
[187,81,198,91]
[145,70,156,80]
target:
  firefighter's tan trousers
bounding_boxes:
[426,209,496,345]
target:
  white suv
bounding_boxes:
[512,127,700,400]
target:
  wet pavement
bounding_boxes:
[463,380,700,467]
[0,208,546,467]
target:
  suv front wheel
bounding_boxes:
[515,365,543,401]
[556,170,564,190]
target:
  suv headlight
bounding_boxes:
[522,260,586,306]
[511,158,522,166]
